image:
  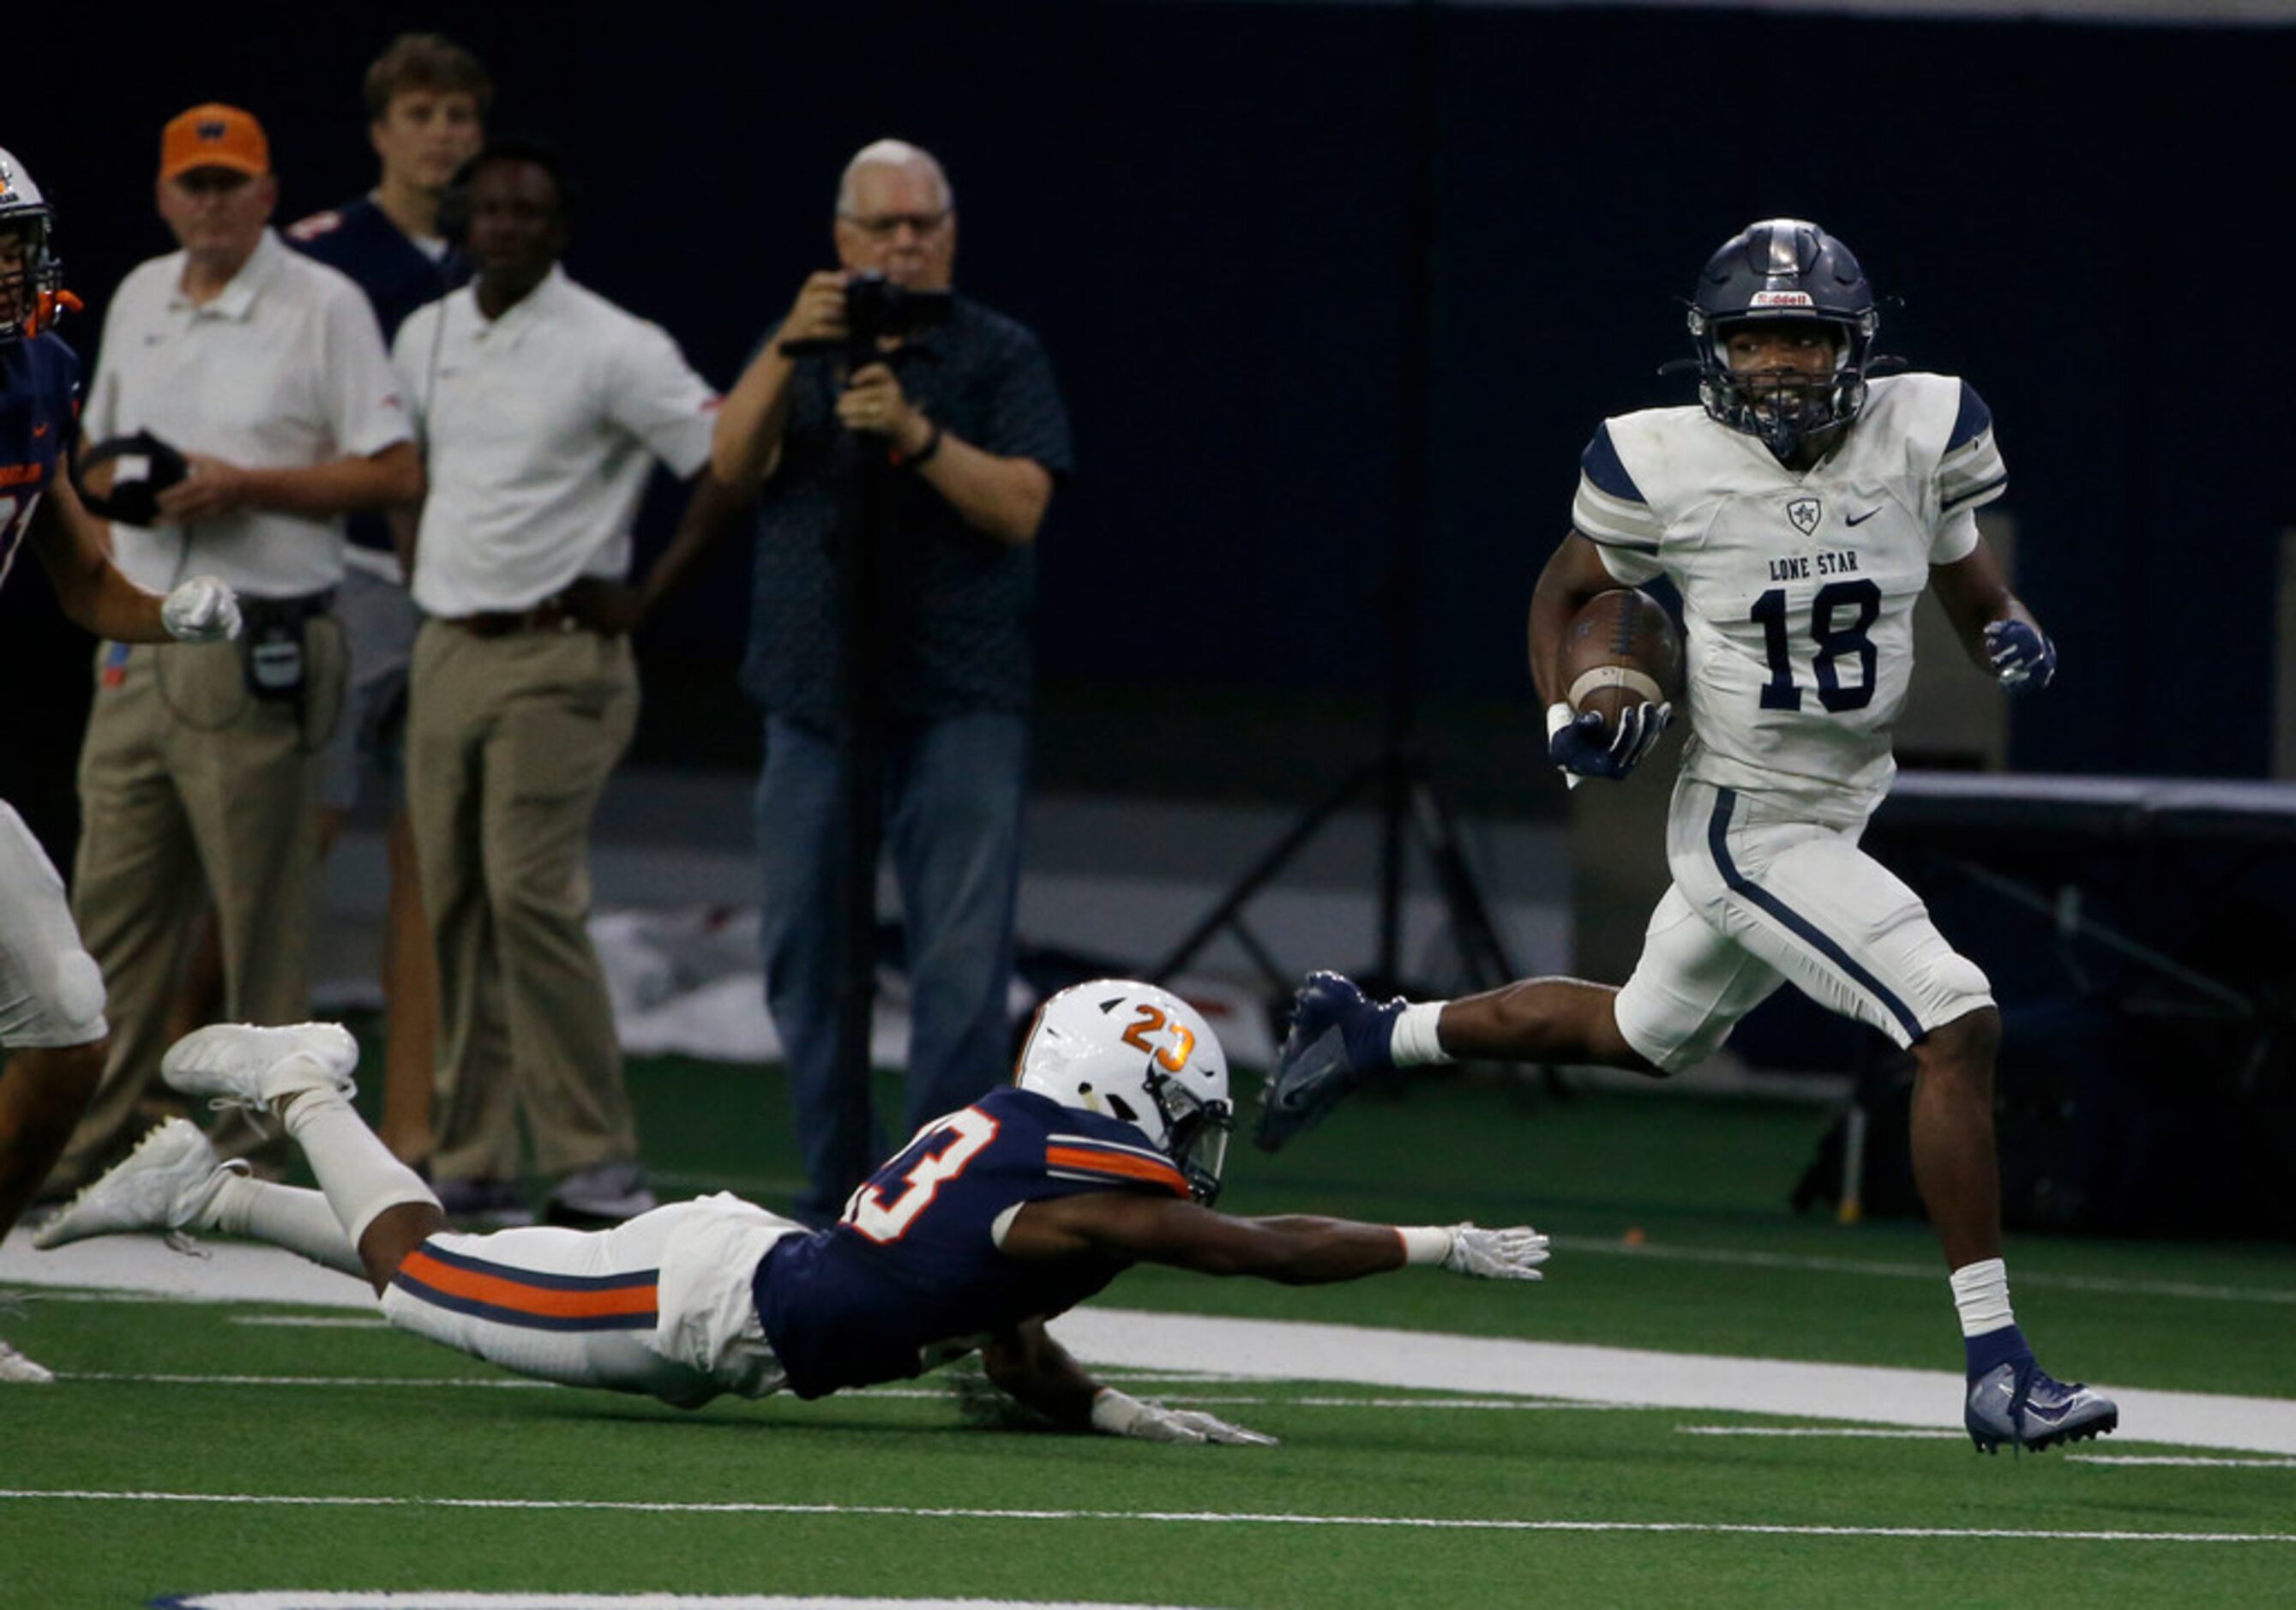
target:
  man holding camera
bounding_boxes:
[50,104,421,1194]
[712,138,1072,1224]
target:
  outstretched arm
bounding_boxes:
[1004,1191,1548,1285]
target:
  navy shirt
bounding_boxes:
[0,332,80,592]
[287,198,467,560]
[740,295,1073,725]
[751,1086,1187,1399]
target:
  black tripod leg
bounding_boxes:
[1149,760,1379,984]
[1405,762,1518,988]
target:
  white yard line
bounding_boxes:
[1548,1235,2296,1307]
[1676,1426,1966,1439]
[14,1231,2296,1455]
[161,1595,1205,1609]
[2070,1456,2296,1469]
[6,1487,2291,1543]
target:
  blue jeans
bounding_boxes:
[754,712,1026,1223]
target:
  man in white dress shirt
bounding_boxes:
[394,137,730,1229]
[51,104,421,1192]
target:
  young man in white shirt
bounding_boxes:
[394,138,736,1230]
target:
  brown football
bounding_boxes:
[1560,588,1684,730]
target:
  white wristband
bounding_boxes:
[1546,701,1575,740]
[1391,1001,1455,1066]
[1395,1225,1456,1266]
[1089,1387,1144,1435]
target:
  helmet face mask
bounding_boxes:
[1014,979,1235,1205]
[0,149,65,343]
[1687,219,1878,460]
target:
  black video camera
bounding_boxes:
[843,270,951,344]
[779,270,953,360]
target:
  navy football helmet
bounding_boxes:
[1686,218,1878,459]
[0,148,66,343]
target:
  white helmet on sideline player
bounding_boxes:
[0,148,67,342]
[1015,979,1233,1206]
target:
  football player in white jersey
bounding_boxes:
[0,149,240,1382]
[1258,219,2114,1456]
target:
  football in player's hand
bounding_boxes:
[1560,588,1684,731]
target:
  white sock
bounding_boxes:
[1948,1256,2017,1337]
[279,1088,441,1249]
[207,1174,366,1278]
[1391,1001,1457,1066]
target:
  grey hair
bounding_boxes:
[835,138,954,217]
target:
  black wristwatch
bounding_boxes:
[906,421,943,468]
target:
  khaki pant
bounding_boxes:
[61,628,345,1179]
[406,622,639,1185]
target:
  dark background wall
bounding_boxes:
[8,2,2293,855]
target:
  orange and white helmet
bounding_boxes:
[1015,979,1232,1205]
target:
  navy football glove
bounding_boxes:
[1983,620,2056,696]
[1547,701,1670,782]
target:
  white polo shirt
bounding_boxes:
[82,229,412,600]
[394,267,718,617]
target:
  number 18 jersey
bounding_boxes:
[750,1085,1192,1399]
[1571,373,2006,825]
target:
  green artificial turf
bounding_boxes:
[5,1037,2292,1608]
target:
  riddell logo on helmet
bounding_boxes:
[1752,291,1815,308]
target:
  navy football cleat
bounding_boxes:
[1964,1359,2119,1454]
[1253,972,1400,1153]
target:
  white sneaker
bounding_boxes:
[33,1119,243,1251]
[160,1023,359,1112]
[0,1337,54,1384]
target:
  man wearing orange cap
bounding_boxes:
[45,105,424,1196]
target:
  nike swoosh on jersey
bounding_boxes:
[1846,508,1881,526]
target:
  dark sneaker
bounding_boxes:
[543,1162,658,1229]
[433,1177,535,1229]
[1254,971,1400,1153]
[1966,1359,2119,1453]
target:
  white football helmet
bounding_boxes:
[1015,978,1233,1205]
[0,147,65,342]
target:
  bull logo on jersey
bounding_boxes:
[1787,496,1821,536]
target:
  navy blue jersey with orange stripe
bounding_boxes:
[753,1087,1187,1399]
[0,331,78,592]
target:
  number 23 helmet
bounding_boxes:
[1016,979,1233,1205]
[1686,218,1878,459]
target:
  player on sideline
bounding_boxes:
[1258,219,2114,1456]
[0,148,241,1382]
[38,981,1548,1439]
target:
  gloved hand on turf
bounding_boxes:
[1443,1223,1551,1281]
[1090,1388,1279,1446]
[161,575,242,643]
[1548,700,1670,782]
[1983,619,2055,695]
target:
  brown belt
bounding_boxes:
[442,599,586,638]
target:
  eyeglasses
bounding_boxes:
[839,209,950,239]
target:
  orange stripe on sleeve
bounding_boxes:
[1045,1144,1188,1196]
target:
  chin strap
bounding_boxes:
[22,285,81,338]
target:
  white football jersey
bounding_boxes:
[1571,373,2005,825]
